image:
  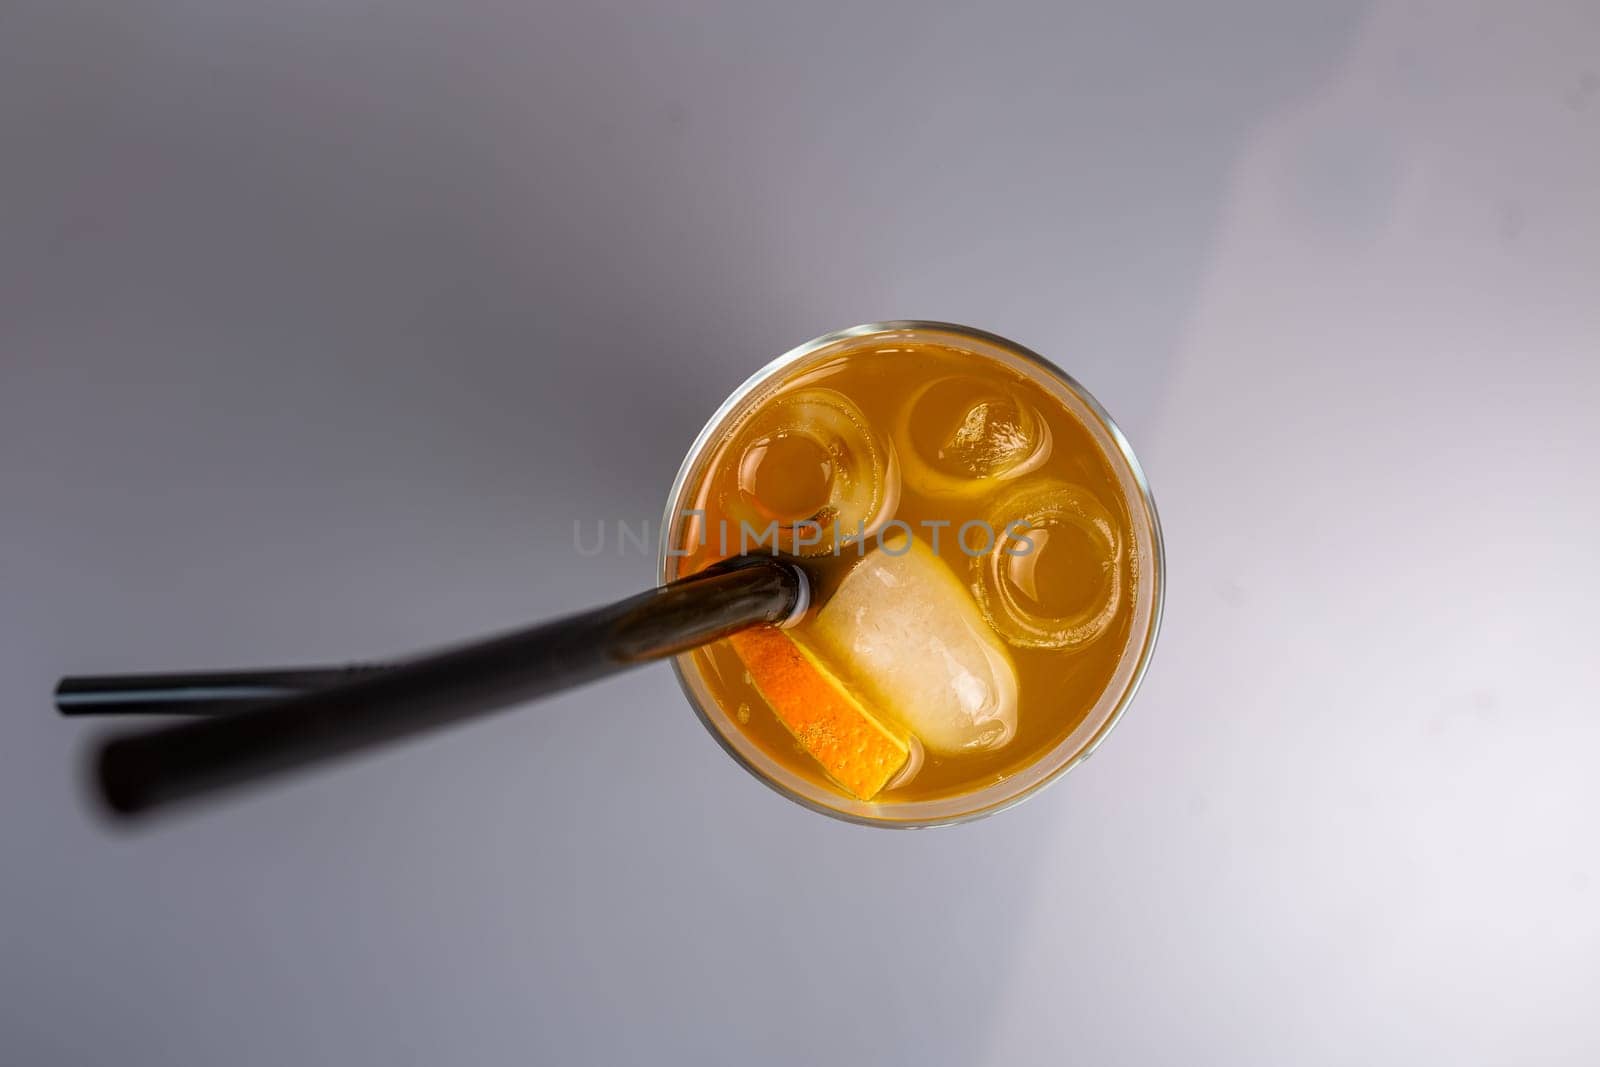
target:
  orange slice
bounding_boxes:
[727,626,909,800]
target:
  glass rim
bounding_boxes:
[657,320,1166,828]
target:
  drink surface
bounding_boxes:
[672,338,1137,803]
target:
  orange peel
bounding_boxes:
[727,627,909,800]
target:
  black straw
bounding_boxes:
[91,558,805,819]
[57,666,385,717]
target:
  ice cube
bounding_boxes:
[942,399,1034,477]
[719,387,898,555]
[809,538,1018,754]
[894,377,1051,499]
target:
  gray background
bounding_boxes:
[3,1,1598,1063]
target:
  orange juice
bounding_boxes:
[662,323,1162,824]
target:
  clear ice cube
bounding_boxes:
[810,538,1018,754]
[942,399,1034,477]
